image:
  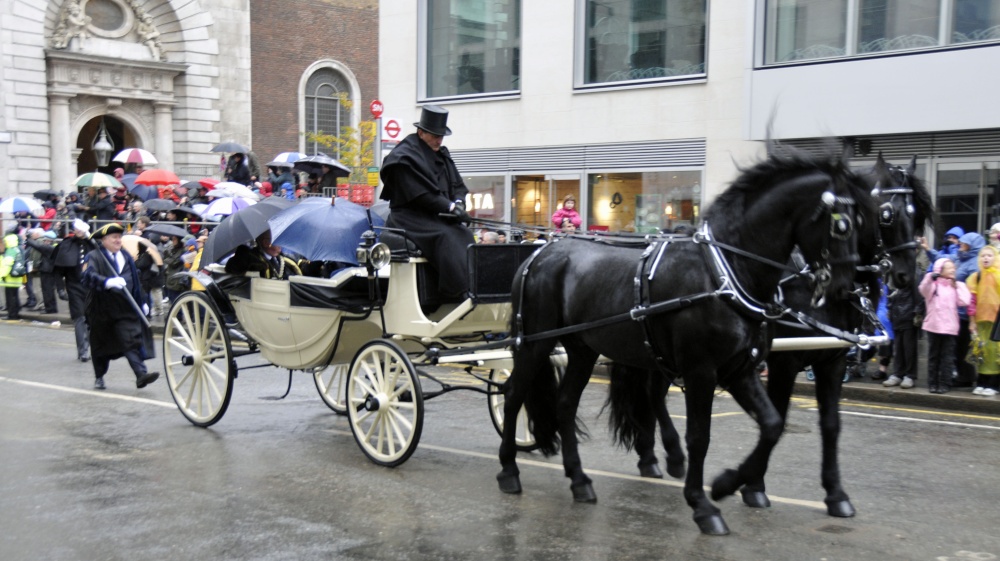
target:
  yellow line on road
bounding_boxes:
[791,395,1000,422]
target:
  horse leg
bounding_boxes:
[497,342,553,494]
[658,377,686,479]
[813,357,856,517]
[682,376,729,535]
[710,369,785,508]
[738,354,800,508]
[558,343,599,502]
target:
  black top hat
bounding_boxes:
[414,105,452,136]
[91,222,125,240]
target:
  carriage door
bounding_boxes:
[934,162,1000,242]
[512,174,581,235]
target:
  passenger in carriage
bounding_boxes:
[224,230,301,280]
[379,105,475,300]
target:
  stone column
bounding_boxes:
[153,101,176,172]
[49,94,75,192]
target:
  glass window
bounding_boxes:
[304,68,352,157]
[858,0,940,53]
[463,175,507,221]
[952,0,1000,43]
[765,0,848,63]
[424,0,521,100]
[581,0,707,86]
[587,170,701,233]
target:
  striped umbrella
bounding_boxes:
[267,152,306,167]
[112,148,159,165]
[74,172,123,190]
[0,196,44,216]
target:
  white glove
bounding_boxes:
[105,277,128,290]
[142,303,150,316]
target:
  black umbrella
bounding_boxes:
[128,183,160,201]
[144,199,177,212]
[33,189,60,200]
[293,154,351,177]
[145,223,189,239]
[211,141,250,154]
[201,198,297,265]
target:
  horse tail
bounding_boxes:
[604,362,656,452]
[519,353,561,456]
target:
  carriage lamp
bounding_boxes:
[92,118,114,168]
[356,231,391,270]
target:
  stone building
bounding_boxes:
[0,0,377,199]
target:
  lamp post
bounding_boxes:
[92,119,114,168]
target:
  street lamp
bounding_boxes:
[92,118,114,168]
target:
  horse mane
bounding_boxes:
[704,142,878,241]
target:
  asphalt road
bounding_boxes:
[2,320,1000,561]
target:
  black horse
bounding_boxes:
[726,153,934,515]
[497,149,876,535]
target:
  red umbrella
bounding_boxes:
[135,169,180,186]
[198,177,220,189]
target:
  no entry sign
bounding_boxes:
[369,99,383,119]
[383,119,401,139]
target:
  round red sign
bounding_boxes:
[369,99,384,119]
[384,119,401,139]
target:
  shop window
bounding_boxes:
[463,175,506,221]
[586,170,701,233]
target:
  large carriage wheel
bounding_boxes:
[487,362,565,452]
[163,291,235,427]
[347,340,424,467]
[314,363,349,415]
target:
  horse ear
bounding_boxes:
[906,155,918,175]
[875,151,886,168]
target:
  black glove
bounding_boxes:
[450,205,471,224]
[931,272,940,280]
[454,199,466,212]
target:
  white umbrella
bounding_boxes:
[203,196,256,217]
[0,196,44,216]
[209,181,260,201]
[112,148,159,166]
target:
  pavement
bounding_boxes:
[7,289,1000,415]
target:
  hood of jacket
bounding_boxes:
[957,232,986,262]
[946,226,966,239]
[3,233,19,250]
[933,258,950,274]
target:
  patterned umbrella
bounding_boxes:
[267,152,306,167]
[0,196,44,216]
[135,169,180,186]
[74,172,123,190]
[203,196,255,217]
[112,148,159,165]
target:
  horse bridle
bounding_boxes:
[865,172,919,286]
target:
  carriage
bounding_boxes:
[161,229,554,466]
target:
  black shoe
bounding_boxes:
[136,371,160,389]
[57,291,68,301]
[94,377,106,390]
[78,354,90,363]
[25,301,37,309]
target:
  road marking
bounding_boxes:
[793,396,1000,422]
[0,376,175,408]
[836,409,1000,431]
[325,428,828,510]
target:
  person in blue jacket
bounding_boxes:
[920,226,964,266]
[951,231,985,388]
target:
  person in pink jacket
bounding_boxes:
[551,194,582,231]
[919,258,972,393]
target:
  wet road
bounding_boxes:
[1,320,1000,560]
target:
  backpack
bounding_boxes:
[9,247,26,277]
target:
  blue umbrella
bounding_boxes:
[0,196,43,216]
[269,197,384,264]
[267,152,306,167]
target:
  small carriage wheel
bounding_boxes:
[313,363,349,415]
[487,369,539,452]
[347,340,424,467]
[162,291,235,427]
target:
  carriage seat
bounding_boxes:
[380,230,422,258]
[288,268,377,313]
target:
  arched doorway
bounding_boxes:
[76,115,142,176]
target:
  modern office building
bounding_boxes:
[379,1,1000,238]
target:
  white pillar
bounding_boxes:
[153,101,175,172]
[49,94,75,192]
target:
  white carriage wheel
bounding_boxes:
[162,291,234,427]
[314,363,349,415]
[487,368,540,452]
[347,340,423,467]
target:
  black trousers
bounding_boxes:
[40,272,58,312]
[3,286,20,319]
[92,348,147,379]
[954,317,975,386]
[926,331,956,389]
[893,327,919,380]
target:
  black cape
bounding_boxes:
[81,248,154,360]
[380,134,474,297]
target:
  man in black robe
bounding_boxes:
[379,105,474,299]
[81,223,158,391]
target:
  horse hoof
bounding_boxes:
[710,469,740,501]
[695,513,730,536]
[571,482,597,503]
[639,463,664,479]
[740,488,771,509]
[497,472,522,494]
[666,460,686,479]
[826,499,856,518]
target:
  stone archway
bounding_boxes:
[74,114,143,175]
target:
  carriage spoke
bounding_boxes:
[166,337,194,356]
[387,406,414,432]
